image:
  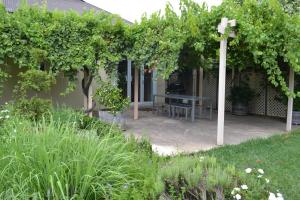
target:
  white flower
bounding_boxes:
[269,192,276,200]
[258,169,264,174]
[199,156,205,161]
[277,193,282,197]
[231,187,240,195]
[245,168,252,173]
[257,175,263,178]
[235,194,241,200]
[13,129,17,133]
[5,115,9,119]
[277,197,284,200]
[265,178,270,183]
[241,185,248,190]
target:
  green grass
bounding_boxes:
[196,130,300,200]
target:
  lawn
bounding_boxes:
[197,130,300,199]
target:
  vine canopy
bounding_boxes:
[0,0,299,97]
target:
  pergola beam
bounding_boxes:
[286,67,294,131]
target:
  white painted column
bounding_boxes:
[127,60,132,99]
[217,38,228,145]
[286,68,294,131]
[152,68,158,100]
[140,65,144,102]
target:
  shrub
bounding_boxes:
[94,82,130,115]
[158,156,277,200]
[0,118,159,199]
[13,97,52,121]
[52,107,121,137]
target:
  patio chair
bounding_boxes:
[171,103,192,120]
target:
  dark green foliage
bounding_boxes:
[94,82,130,115]
[14,69,55,98]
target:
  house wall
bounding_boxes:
[0,63,85,109]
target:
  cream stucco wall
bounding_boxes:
[0,63,85,109]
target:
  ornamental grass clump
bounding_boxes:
[0,117,159,199]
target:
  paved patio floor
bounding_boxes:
[124,110,295,155]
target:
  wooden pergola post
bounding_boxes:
[134,67,139,120]
[286,67,294,131]
[217,18,236,145]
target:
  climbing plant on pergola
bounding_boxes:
[0,0,299,122]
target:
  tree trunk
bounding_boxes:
[82,67,94,117]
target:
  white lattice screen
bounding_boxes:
[202,71,287,118]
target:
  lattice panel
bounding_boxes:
[248,72,266,115]
[203,72,217,109]
[267,86,286,118]
[225,71,233,112]
[202,70,287,119]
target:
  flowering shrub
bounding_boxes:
[231,168,284,200]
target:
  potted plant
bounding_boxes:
[94,82,130,130]
[228,82,255,116]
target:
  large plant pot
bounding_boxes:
[98,110,126,130]
[232,102,249,116]
[292,111,300,125]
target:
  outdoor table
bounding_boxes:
[153,94,212,122]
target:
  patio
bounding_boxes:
[124,110,294,155]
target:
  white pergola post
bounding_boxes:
[140,65,144,102]
[217,17,236,145]
[134,67,139,120]
[286,67,294,131]
[127,60,132,99]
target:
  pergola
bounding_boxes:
[131,18,295,145]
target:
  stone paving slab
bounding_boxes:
[124,111,295,155]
